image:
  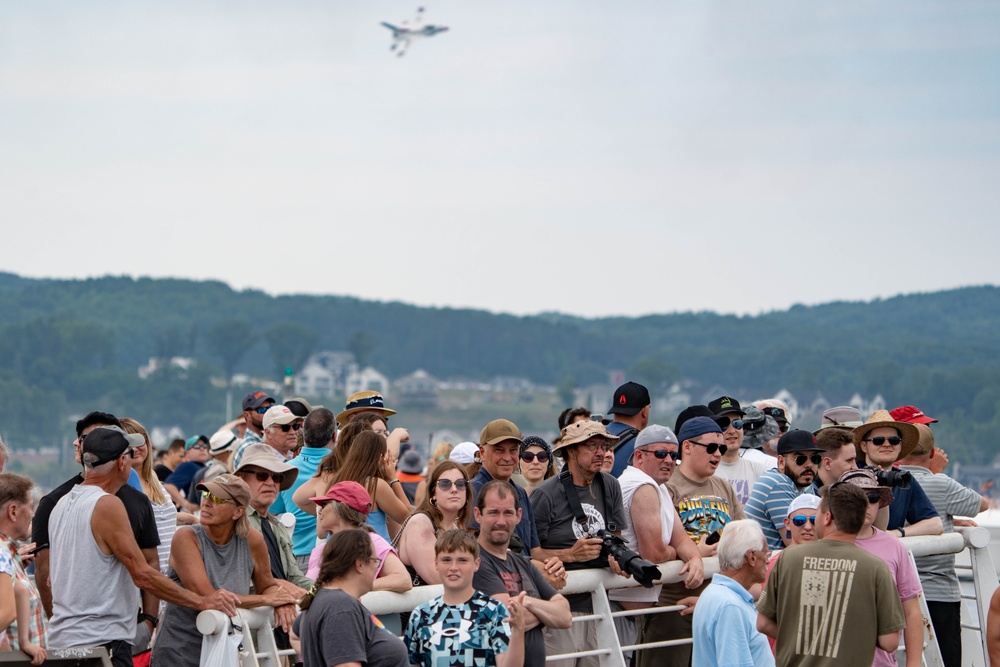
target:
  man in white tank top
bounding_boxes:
[48,426,242,667]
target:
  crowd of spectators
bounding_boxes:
[0,384,992,667]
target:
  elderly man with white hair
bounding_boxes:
[691,520,775,667]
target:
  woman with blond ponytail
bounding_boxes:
[293,529,407,667]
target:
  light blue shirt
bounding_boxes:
[692,573,775,667]
[270,446,330,557]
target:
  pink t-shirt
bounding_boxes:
[855,527,923,667]
[307,531,394,581]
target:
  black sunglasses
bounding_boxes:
[639,449,680,461]
[865,436,902,447]
[793,453,823,466]
[866,491,883,504]
[247,471,285,484]
[689,441,728,455]
[520,451,550,463]
[277,422,303,433]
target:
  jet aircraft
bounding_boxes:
[381,7,449,57]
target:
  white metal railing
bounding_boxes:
[196,528,998,667]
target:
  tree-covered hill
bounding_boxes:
[1,272,998,467]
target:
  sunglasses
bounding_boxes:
[520,451,551,463]
[246,471,285,485]
[189,443,208,451]
[254,405,273,415]
[792,453,823,466]
[275,422,303,433]
[728,419,744,430]
[866,491,883,504]
[202,491,231,505]
[639,449,680,461]
[790,514,816,527]
[778,424,790,433]
[436,478,468,492]
[689,441,728,456]
[865,436,902,447]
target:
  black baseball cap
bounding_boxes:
[674,405,730,436]
[776,429,823,455]
[708,396,745,417]
[83,426,145,466]
[608,382,651,416]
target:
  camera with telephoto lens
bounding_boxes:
[866,465,911,489]
[595,529,661,588]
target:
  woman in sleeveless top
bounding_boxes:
[395,461,471,587]
[119,418,178,574]
[327,431,411,543]
[150,474,298,667]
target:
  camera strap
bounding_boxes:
[558,469,617,533]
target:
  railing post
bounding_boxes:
[962,527,997,667]
[589,582,624,667]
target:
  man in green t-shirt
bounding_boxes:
[757,483,905,666]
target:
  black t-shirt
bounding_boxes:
[154,464,173,483]
[33,474,161,552]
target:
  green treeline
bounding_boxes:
[0,273,998,467]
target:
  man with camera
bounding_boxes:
[530,420,631,667]
[854,410,942,539]
[745,429,826,550]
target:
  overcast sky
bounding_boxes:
[2,1,998,318]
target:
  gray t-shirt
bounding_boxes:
[293,588,408,667]
[531,472,628,612]
[900,465,984,602]
[474,549,558,667]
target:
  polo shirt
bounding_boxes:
[744,469,801,551]
[692,573,775,667]
[271,446,330,557]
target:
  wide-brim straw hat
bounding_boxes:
[853,410,920,461]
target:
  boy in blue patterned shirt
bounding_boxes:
[405,530,525,667]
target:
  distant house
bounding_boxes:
[138,356,195,379]
[345,367,390,398]
[295,351,359,399]
[395,369,440,408]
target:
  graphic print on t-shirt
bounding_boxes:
[675,495,735,539]
[797,556,857,658]
[570,502,607,539]
[498,570,522,597]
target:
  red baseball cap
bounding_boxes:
[889,405,938,425]
[310,481,372,515]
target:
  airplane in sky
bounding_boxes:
[381,7,449,57]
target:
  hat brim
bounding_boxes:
[482,435,524,448]
[335,406,397,426]
[196,480,247,506]
[608,405,642,416]
[553,432,619,454]
[854,420,920,461]
[235,458,300,491]
[813,424,861,436]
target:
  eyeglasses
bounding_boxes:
[639,449,680,461]
[792,453,823,466]
[689,441,728,456]
[367,557,383,568]
[246,471,285,485]
[790,515,816,527]
[865,436,902,447]
[202,491,231,505]
[520,451,551,463]
[866,491,883,504]
[254,405,273,414]
[728,419,744,430]
[190,444,208,451]
[373,429,389,436]
[581,442,612,454]
[277,422,303,433]
[436,478,468,492]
